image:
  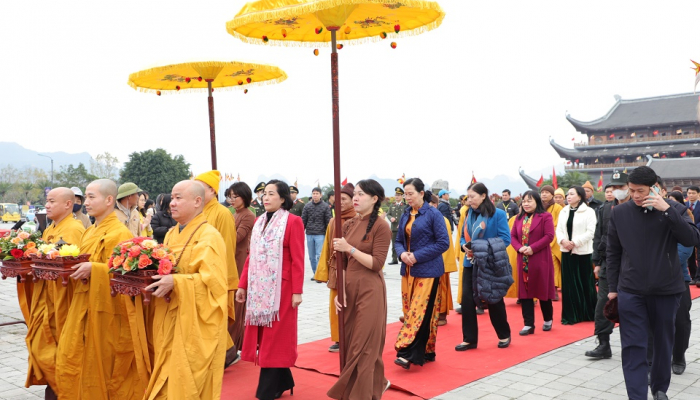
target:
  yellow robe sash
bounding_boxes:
[55,212,142,399]
[144,212,228,400]
[455,205,467,302]
[25,216,85,390]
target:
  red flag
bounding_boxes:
[571,137,575,141]
[470,172,477,185]
[341,177,348,186]
[681,151,687,157]
[536,174,544,187]
[615,157,620,162]
[653,130,659,136]
[575,159,579,163]
[552,167,558,189]
[397,173,405,184]
[597,171,603,192]
[609,134,615,138]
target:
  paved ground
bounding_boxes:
[0,222,698,399]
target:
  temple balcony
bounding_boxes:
[565,161,648,171]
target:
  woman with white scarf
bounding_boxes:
[236,180,305,400]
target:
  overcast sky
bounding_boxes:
[2,1,699,192]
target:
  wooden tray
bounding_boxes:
[110,269,171,305]
[0,259,33,283]
[31,254,90,286]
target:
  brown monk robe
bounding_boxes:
[230,192,255,353]
[25,188,85,399]
[328,180,392,400]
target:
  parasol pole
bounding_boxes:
[207,80,218,170]
[330,28,347,370]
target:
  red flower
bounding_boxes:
[158,258,173,275]
[10,249,24,259]
[131,237,146,244]
[128,246,142,258]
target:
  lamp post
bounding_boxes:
[37,154,54,187]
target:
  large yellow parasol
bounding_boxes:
[128,61,287,169]
[227,0,444,369]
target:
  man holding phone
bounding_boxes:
[606,167,700,400]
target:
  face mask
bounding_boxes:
[73,204,82,213]
[613,189,629,201]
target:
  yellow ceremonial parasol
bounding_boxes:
[128,61,287,169]
[227,0,444,369]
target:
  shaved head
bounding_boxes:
[45,187,75,222]
[171,180,204,225]
[85,179,117,223]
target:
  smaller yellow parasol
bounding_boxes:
[128,61,287,169]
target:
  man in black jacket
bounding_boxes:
[495,189,519,219]
[585,171,630,360]
[607,167,700,400]
[301,187,332,280]
[437,189,454,230]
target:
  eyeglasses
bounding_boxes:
[227,195,239,201]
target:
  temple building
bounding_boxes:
[520,92,700,191]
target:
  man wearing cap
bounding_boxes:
[56,179,140,399]
[496,189,519,220]
[115,182,143,236]
[582,181,603,211]
[71,187,91,228]
[437,189,454,230]
[585,171,630,360]
[194,170,241,368]
[26,187,85,400]
[386,188,406,265]
[251,182,266,217]
[554,187,567,207]
[289,185,304,217]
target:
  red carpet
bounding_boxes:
[224,286,700,399]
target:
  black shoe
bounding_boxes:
[328,342,339,353]
[274,387,294,398]
[394,357,410,370]
[424,352,436,362]
[519,327,535,336]
[224,353,240,369]
[672,356,686,375]
[542,322,552,331]
[316,279,324,283]
[498,337,511,348]
[476,307,485,315]
[516,299,521,304]
[584,335,612,359]
[455,342,477,351]
[310,278,316,282]
[388,261,398,265]
[455,307,462,314]
[690,278,697,285]
[652,391,668,400]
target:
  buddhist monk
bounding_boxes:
[55,179,143,399]
[428,194,458,325]
[194,170,240,367]
[144,180,228,399]
[25,187,85,399]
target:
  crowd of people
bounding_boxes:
[5,166,700,400]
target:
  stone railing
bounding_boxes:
[565,161,647,170]
[574,132,700,147]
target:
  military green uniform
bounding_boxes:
[290,199,304,216]
[251,181,266,217]
[386,187,406,264]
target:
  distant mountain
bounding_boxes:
[0,142,93,172]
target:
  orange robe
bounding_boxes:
[455,205,467,303]
[55,212,143,399]
[144,212,228,399]
[547,203,563,287]
[439,216,457,314]
[25,216,85,390]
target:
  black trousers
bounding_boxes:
[257,368,294,400]
[618,289,680,400]
[391,230,398,262]
[520,299,553,327]
[397,278,440,366]
[593,262,615,336]
[460,267,511,344]
[688,247,698,279]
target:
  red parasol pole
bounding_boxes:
[207,80,218,170]
[330,28,347,370]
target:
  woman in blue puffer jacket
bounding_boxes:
[456,182,512,352]
[393,178,450,370]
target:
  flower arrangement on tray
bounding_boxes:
[31,240,91,286]
[0,230,45,282]
[108,237,176,304]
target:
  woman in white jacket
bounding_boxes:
[556,186,598,325]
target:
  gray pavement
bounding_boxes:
[0,224,698,399]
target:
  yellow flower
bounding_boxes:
[11,237,21,245]
[141,239,157,249]
[59,244,80,257]
[38,244,56,255]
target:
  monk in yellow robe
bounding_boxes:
[194,170,240,366]
[144,180,228,399]
[427,196,458,324]
[455,204,468,305]
[505,215,519,298]
[55,179,143,399]
[25,187,85,399]
[540,185,563,300]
